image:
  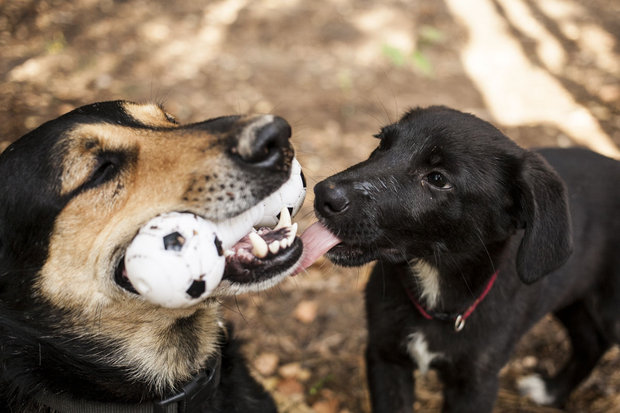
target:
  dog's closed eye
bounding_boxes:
[89,158,118,187]
[83,151,134,191]
[163,112,178,125]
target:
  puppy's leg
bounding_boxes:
[439,367,499,413]
[598,273,620,345]
[366,345,415,413]
[520,301,610,408]
[365,263,416,412]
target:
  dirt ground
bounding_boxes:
[1,0,619,412]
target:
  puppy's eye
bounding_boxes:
[425,171,452,189]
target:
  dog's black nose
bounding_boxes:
[314,181,350,216]
[236,115,291,168]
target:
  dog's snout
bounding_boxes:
[314,181,350,217]
[236,115,291,168]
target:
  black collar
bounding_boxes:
[35,353,222,413]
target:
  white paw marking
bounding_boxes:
[407,332,442,374]
[518,374,555,405]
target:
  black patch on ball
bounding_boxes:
[163,232,185,251]
[214,236,224,256]
[186,280,206,298]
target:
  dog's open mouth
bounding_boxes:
[219,205,303,284]
[115,173,306,296]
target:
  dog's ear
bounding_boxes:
[515,152,572,284]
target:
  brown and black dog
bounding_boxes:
[0,101,305,412]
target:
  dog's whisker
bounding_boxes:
[475,229,496,275]
[231,296,248,324]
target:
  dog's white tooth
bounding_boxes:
[249,232,268,258]
[274,207,291,230]
[269,240,280,254]
[280,238,288,249]
[224,249,235,257]
[284,223,297,246]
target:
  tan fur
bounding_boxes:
[123,102,178,128]
[57,138,100,196]
[410,259,441,309]
[35,103,283,390]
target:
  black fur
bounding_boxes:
[0,101,279,412]
[314,106,620,412]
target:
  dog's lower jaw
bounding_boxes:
[215,252,302,295]
[326,245,378,267]
[326,243,411,267]
[218,237,303,293]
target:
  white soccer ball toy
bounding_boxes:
[256,158,306,227]
[124,212,225,308]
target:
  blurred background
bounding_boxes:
[1,0,618,411]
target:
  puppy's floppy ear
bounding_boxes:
[516,152,572,284]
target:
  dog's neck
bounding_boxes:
[408,241,508,313]
[4,303,223,406]
[35,352,222,413]
[77,305,222,396]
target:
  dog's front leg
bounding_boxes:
[439,367,499,413]
[366,345,415,413]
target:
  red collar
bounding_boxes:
[403,270,498,332]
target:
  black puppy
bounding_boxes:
[312,106,620,412]
[0,101,306,412]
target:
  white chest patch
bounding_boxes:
[407,332,443,374]
[410,259,441,309]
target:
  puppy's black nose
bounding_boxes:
[314,181,350,217]
[236,115,291,168]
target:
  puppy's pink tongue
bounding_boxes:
[295,222,341,273]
